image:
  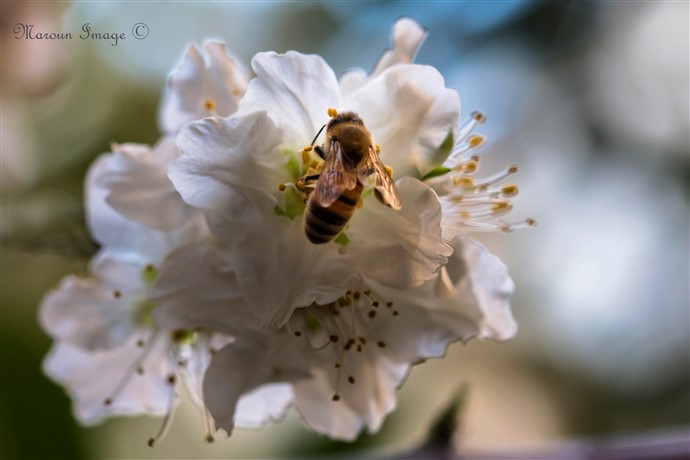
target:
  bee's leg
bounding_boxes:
[295,174,321,194]
[314,145,326,160]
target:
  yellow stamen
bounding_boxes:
[302,145,313,152]
[204,99,216,111]
[492,201,511,212]
[453,176,474,187]
[327,107,338,118]
[375,144,381,155]
[471,110,487,123]
[278,184,287,192]
[463,161,478,173]
[468,135,485,149]
[501,184,519,197]
[384,165,393,177]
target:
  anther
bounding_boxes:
[204,100,216,111]
[303,145,313,152]
[363,289,371,296]
[501,184,519,197]
[104,398,113,406]
[377,341,386,348]
[329,334,340,342]
[463,161,478,173]
[206,435,215,443]
[468,134,485,149]
[386,301,394,307]
[148,438,155,448]
[334,363,341,368]
[278,183,287,191]
[358,337,367,344]
[166,374,176,385]
[136,366,144,375]
[375,144,381,155]
[508,164,519,174]
[368,310,377,319]
[136,339,145,348]
[348,376,356,384]
[372,301,379,307]
[353,292,361,300]
[471,111,487,123]
[113,290,121,298]
[526,218,537,227]
[294,331,302,337]
[332,394,341,401]
[392,310,399,316]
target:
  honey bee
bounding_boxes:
[302,111,402,244]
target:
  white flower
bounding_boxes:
[40,16,528,446]
[39,154,215,440]
[158,41,248,134]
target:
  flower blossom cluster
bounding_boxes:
[39,18,532,444]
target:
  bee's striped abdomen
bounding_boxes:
[305,184,362,244]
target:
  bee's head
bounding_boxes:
[327,111,364,131]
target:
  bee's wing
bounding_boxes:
[313,139,358,208]
[358,146,402,210]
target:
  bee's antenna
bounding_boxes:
[311,124,326,147]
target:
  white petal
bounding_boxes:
[339,18,427,98]
[339,68,368,98]
[204,331,310,435]
[228,217,357,327]
[372,18,427,75]
[235,383,294,429]
[43,333,174,425]
[238,51,342,148]
[151,242,256,334]
[345,64,460,178]
[39,252,145,350]
[86,154,207,264]
[100,136,199,231]
[348,177,452,288]
[293,352,408,440]
[159,41,248,134]
[457,238,517,340]
[171,112,286,224]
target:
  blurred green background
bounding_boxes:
[1,1,688,459]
